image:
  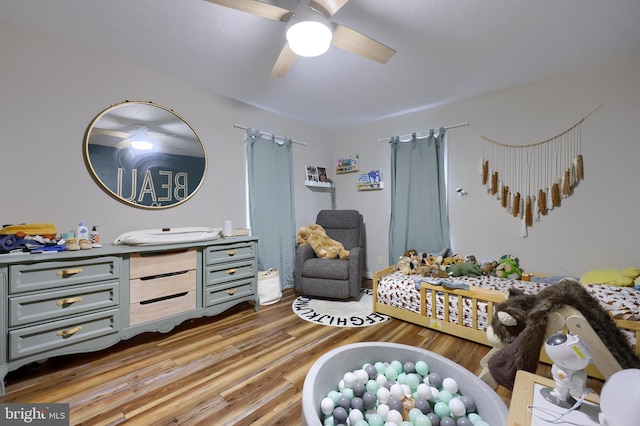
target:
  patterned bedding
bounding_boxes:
[376,271,640,342]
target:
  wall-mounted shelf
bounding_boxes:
[358,182,384,191]
[305,181,332,188]
[336,166,359,174]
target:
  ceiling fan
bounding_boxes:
[206,0,396,77]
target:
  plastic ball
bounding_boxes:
[390,383,405,400]
[434,401,451,418]
[415,398,432,414]
[348,408,364,424]
[415,413,434,426]
[362,392,378,408]
[406,373,421,391]
[337,395,351,410]
[415,360,430,376]
[387,409,404,424]
[376,403,390,419]
[387,397,404,413]
[442,377,459,394]
[385,365,399,381]
[396,372,407,384]
[366,379,380,394]
[354,420,369,426]
[448,398,466,417]
[403,361,416,373]
[351,396,364,411]
[354,369,369,384]
[327,390,341,404]
[459,395,477,413]
[374,362,387,374]
[376,374,388,387]
[367,413,385,426]
[342,388,354,400]
[323,416,335,426]
[352,382,366,397]
[343,372,357,388]
[377,386,391,404]
[427,372,443,389]
[456,417,473,426]
[438,390,453,404]
[390,360,404,374]
[430,387,440,401]
[409,407,423,422]
[332,407,348,424]
[321,397,335,415]
[440,416,456,426]
[466,413,482,424]
[427,412,441,426]
[365,364,378,379]
[401,422,413,426]
[416,383,432,399]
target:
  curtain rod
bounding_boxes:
[378,122,470,143]
[233,124,307,146]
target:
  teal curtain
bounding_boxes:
[245,130,296,289]
[388,128,451,263]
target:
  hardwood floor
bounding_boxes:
[1,284,596,425]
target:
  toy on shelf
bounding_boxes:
[336,155,359,173]
[358,169,384,190]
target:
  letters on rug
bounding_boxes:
[292,288,390,328]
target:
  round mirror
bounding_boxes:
[84,101,207,209]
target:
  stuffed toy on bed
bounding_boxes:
[296,225,349,259]
[485,278,640,390]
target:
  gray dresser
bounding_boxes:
[0,236,258,396]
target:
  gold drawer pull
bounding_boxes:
[57,326,82,337]
[57,268,83,276]
[225,250,238,256]
[57,297,82,306]
[226,289,237,295]
[226,268,237,275]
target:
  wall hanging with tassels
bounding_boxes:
[480,105,601,237]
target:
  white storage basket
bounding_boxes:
[258,268,282,305]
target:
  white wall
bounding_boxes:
[333,55,640,278]
[0,23,331,244]
[2,22,638,281]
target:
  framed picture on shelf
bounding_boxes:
[336,155,360,173]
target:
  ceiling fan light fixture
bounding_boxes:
[130,140,153,150]
[286,8,332,57]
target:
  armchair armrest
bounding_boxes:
[295,244,315,293]
[347,246,363,298]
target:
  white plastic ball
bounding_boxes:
[417,383,432,399]
[401,384,412,397]
[390,383,405,399]
[344,371,357,388]
[320,397,335,415]
[355,369,369,384]
[338,379,345,391]
[376,374,388,387]
[430,387,440,401]
[386,409,404,424]
[349,408,364,424]
[448,397,466,417]
[377,403,390,419]
[442,377,459,394]
[377,386,391,403]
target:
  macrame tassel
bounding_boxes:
[525,196,533,227]
[551,183,560,207]
[538,189,547,215]
[576,154,584,180]
[563,169,572,195]
[497,179,503,200]
[501,186,509,208]
[547,187,554,211]
[507,191,513,213]
[491,172,498,195]
[519,196,525,219]
[521,216,528,238]
[482,161,489,185]
[533,195,540,222]
[512,192,521,217]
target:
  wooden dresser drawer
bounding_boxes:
[130,249,196,280]
[204,278,254,307]
[9,281,119,327]
[130,290,196,326]
[8,309,119,360]
[130,270,196,303]
[9,257,120,294]
[205,261,254,287]
[204,243,254,265]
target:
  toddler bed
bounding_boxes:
[372,266,640,367]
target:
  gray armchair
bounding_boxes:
[294,210,364,300]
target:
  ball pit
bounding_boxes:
[302,342,508,426]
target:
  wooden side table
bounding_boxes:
[507,370,600,425]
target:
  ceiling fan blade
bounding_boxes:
[93,128,131,139]
[331,23,396,64]
[271,43,297,77]
[310,0,350,17]
[205,0,291,21]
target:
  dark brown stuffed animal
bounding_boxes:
[486,279,640,389]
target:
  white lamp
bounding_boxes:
[286,6,332,57]
[130,127,153,150]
